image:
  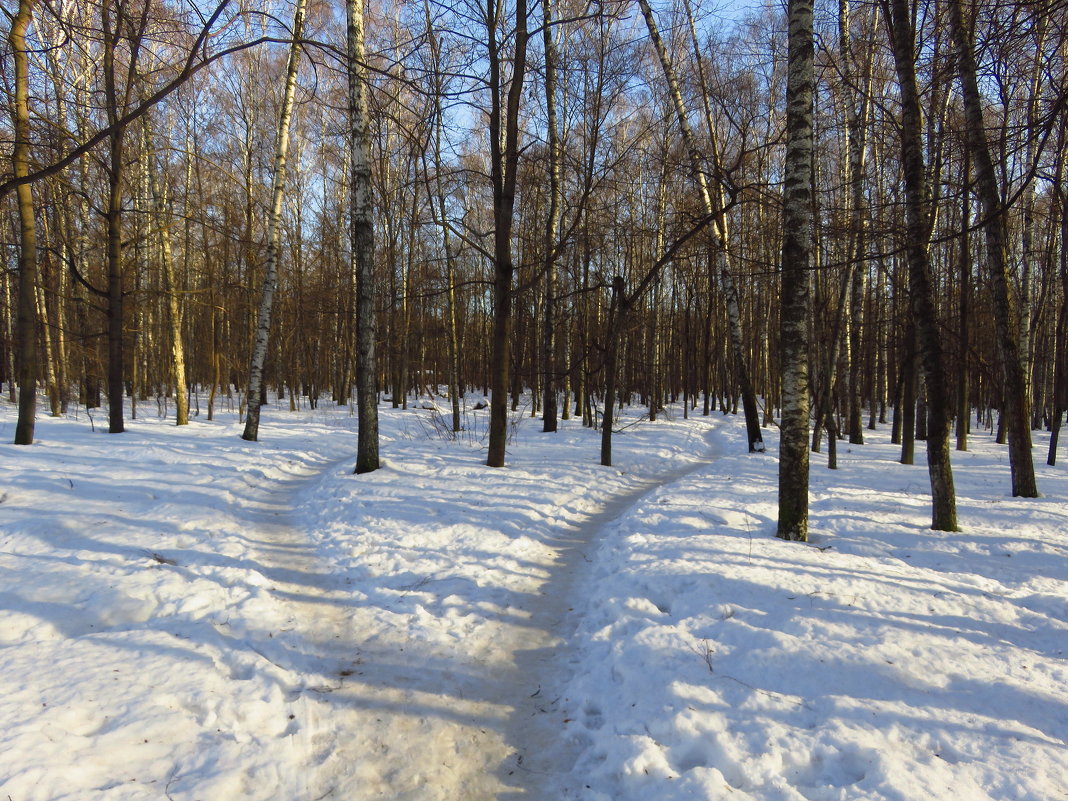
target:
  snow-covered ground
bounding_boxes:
[1,394,1065,800]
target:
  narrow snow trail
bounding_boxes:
[225,454,367,800]
[499,431,722,800]
[240,424,719,800]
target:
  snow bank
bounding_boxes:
[550,418,1068,801]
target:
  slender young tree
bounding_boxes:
[1049,129,1067,466]
[242,0,307,441]
[348,0,380,473]
[144,112,190,426]
[541,0,563,433]
[11,0,38,445]
[422,0,462,433]
[101,0,150,434]
[486,0,529,467]
[841,0,875,446]
[638,0,765,453]
[777,0,815,541]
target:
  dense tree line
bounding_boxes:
[2,0,1066,537]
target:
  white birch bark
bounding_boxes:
[348,0,380,472]
[777,0,815,541]
[241,0,307,441]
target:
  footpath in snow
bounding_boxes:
[1,396,1066,800]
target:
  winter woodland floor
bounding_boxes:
[1,394,1066,800]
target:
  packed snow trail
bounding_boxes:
[234,451,515,800]
[224,455,366,800]
[243,419,719,800]
[498,434,722,799]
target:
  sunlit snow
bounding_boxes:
[1,395,1065,800]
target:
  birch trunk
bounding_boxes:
[145,116,190,425]
[1019,21,1047,413]
[35,286,58,416]
[638,0,764,453]
[242,0,306,441]
[777,0,815,541]
[348,0,380,473]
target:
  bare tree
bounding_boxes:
[144,111,190,425]
[242,0,307,442]
[637,0,765,453]
[540,0,563,433]
[777,0,815,541]
[348,0,379,473]
[485,0,529,467]
[947,0,1038,497]
[881,0,958,530]
[10,0,38,445]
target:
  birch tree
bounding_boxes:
[348,0,380,473]
[145,112,190,426]
[777,0,814,541]
[422,0,462,433]
[637,0,765,453]
[242,0,307,441]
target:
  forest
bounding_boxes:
[3,1,1068,796]
[3,0,1067,536]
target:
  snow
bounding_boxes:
[1,395,1065,800]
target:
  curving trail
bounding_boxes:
[499,432,721,799]
[243,426,719,800]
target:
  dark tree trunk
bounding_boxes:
[600,277,626,467]
[103,17,126,435]
[11,0,37,445]
[947,0,1037,497]
[957,158,971,451]
[486,0,528,467]
[541,0,562,434]
[883,0,958,529]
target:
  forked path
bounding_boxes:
[244,427,719,800]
